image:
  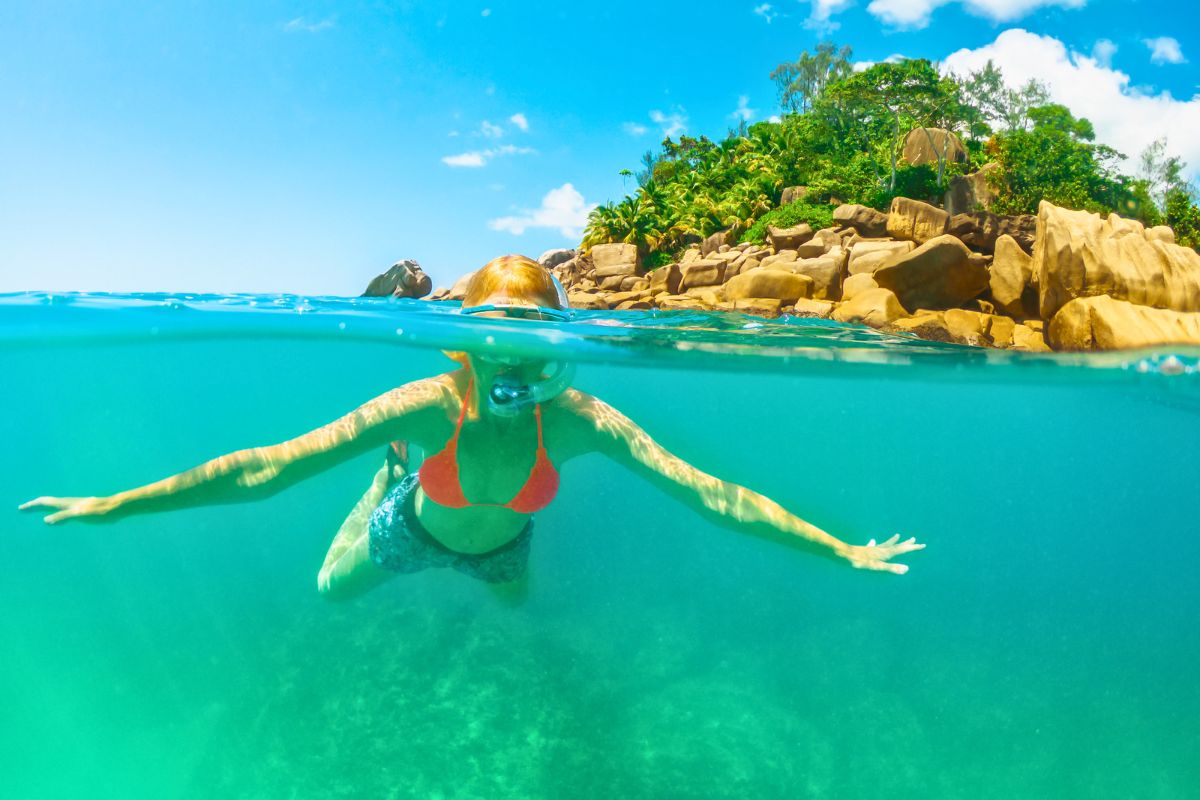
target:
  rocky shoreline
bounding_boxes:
[371,196,1200,353]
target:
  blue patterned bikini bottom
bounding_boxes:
[367,473,533,584]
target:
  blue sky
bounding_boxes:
[1,0,1196,294]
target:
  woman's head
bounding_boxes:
[462,254,568,311]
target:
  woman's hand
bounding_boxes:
[18,496,120,525]
[841,534,925,575]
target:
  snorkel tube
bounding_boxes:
[469,273,577,418]
[486,359,577,417]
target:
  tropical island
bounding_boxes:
[383,45,1200,352]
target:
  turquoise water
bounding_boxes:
[3,292,1199,799]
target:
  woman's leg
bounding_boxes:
[317,459,397,601]
[486,569,532,606]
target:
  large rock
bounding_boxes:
[833,204,889,238]
[948,211,1036,254]
[591,243,642,278]
[767,223,814,251]
[873,234,989,311]
[831,288,908,328]
[537,248,576,269]
[902,127,967,168]
[1034,201,1200,320]
[889,309,992,347]
[990,234,1037,319]
[701,229,731,256]
[759,250,799,269]
[648,264,682,295]
[887,197,949,245]
[1147,226,1175,245]
[723,269,813,304]
[1048,295,1200,350]
[446,270,476,301]
[792,255,844,300]
[841,273,879,301]
[567,291,608,310]
[848,240,915,275]
[790,298,836,318]
[780,186,809,205]
[362,259,433,299]
[944,163,999,216]
[679,260,726,289]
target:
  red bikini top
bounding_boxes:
[418,378,559,514]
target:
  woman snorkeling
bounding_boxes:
[20,255,923,600]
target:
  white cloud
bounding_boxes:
[768,114,782,123]
[942,29,1200,180]
[509,113,529,131]
[480,120,504,138]
[1144,37,1186,65]
[442,152,486,168]
[805,0,854,30]
[283,16,335,33]
[441,145,535,168]
[489,183,596,238]
[622,122,649,136]
[753,3,778,23]
[801,0,1087,29]
[729,95,756,122]
[650,109,688,137]
[852,53,907,71]
[1092,39,1117,68]
[481,8,492,17]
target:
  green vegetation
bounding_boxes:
[583,44,1200,259]
[742,203,835,246]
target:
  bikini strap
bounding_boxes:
[448,377,473,445]
[533,404,546,449]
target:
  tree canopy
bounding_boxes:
[581,46,1200,259]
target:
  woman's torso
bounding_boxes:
[401,374,579,555]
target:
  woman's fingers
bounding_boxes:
[18,497,68,511]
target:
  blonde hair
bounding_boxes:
[444,255,567,367]
[462,254,567,309]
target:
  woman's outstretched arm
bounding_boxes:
[567,392,924,575]
[19,378,447,525]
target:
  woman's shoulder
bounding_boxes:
[374,371,464,413]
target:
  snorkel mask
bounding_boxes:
[460,275,576,417]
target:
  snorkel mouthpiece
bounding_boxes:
[486,360,576,417]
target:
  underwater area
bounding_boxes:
[2,292,1199,799]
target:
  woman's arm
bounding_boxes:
[19,378,447,525]
[568,392,923,574]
